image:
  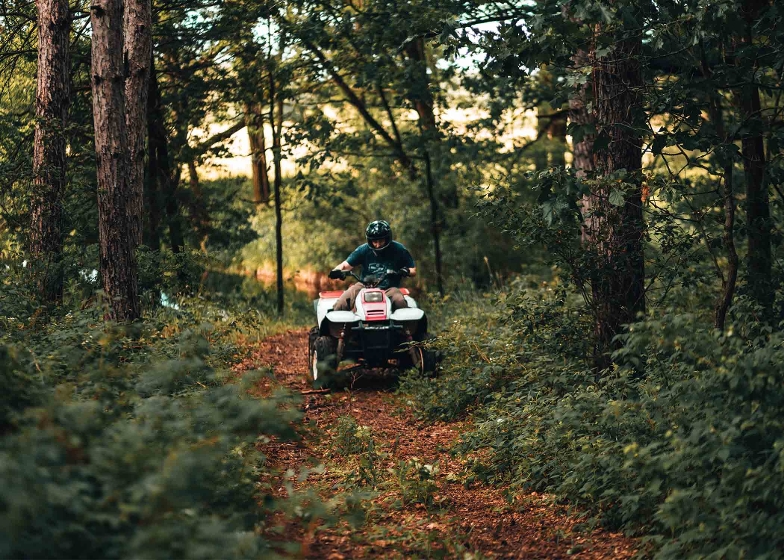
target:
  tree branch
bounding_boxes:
[189,119,246,158]
[298,35,414,171]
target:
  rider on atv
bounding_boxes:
[329,220,416,311]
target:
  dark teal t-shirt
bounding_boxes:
[347,241,415,289]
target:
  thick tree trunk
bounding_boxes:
[30,0,70,304]
[123,0,151,246]
[91,0,140,321]
[246,102,270,204]
[739,85,771,310]
[587,34,645,370]
[736,0,771,313]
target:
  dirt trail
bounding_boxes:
[236,329,637,559]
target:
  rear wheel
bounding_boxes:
[310,335,338,388]
[410,334,438,375]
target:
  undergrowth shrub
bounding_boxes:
[0,274,313,558]
[391,458,439,508]
[403,283,784,558]
[331,415,382,488]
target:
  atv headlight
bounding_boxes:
[364,292,383,302]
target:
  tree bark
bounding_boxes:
[424,150,444,296]
[547,111,568,168]
[91,0,140,321]
[270,62,284,315]
[30,0,69,304]
[145,53,165,249]
[587,32,645,370]
[715,127,738,331]
[403,38,458,211]
[246,102,270,205]
[123,0,151,246]
[735,0,771,313]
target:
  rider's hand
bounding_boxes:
[329,269,346,280]
[398,267,410,278]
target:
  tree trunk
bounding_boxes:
[123,0,151,246]
[404,38,458,210]
[547,111,568,168]
[186,158,210,242]
[164,178,185,254]
[736,0,771,313]
[30,0,69,304]
[587,33,645,370]
[270,66,284,315]
[145,53,164,249]
[91,0,140,321]
[424,150,444,296]
[246,102,270,204]
[715,165,738,331]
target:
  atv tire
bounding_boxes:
[309,335,339,388]
[410,334,438,376]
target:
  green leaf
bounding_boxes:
[651,134,667,156]
[609,189,625,207]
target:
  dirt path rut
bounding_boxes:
[236,329,637,559]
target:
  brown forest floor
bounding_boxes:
[234,329,637,559]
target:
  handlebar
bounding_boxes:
[329,269,398,287]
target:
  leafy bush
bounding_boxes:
[391,458,439,508]
[331,415,383,488]
[0,276,313,558]
[403,284,784,558]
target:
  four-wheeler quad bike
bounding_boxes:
[307,270,437,387]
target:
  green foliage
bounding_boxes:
[390,458,439,509]
[404,284,784,558]
[331,415,383,488]
[0,274,315,558]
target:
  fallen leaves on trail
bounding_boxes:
[237,329,637,559]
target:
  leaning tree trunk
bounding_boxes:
[30,0,70,304]
[91,0,140,321]
[123,0,151,246]
[586,32,645,370]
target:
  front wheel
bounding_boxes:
[309,335,338,388]
[410,334,438,375]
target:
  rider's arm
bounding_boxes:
[406,267,417,278]
[333,260,353,271]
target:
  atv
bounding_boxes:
[307,270,437,387]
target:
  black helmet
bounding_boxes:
[365,220,392,253]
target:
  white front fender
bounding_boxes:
[390,308,425,322]
[326,310,360,323]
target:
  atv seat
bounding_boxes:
[319,290,344,298]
